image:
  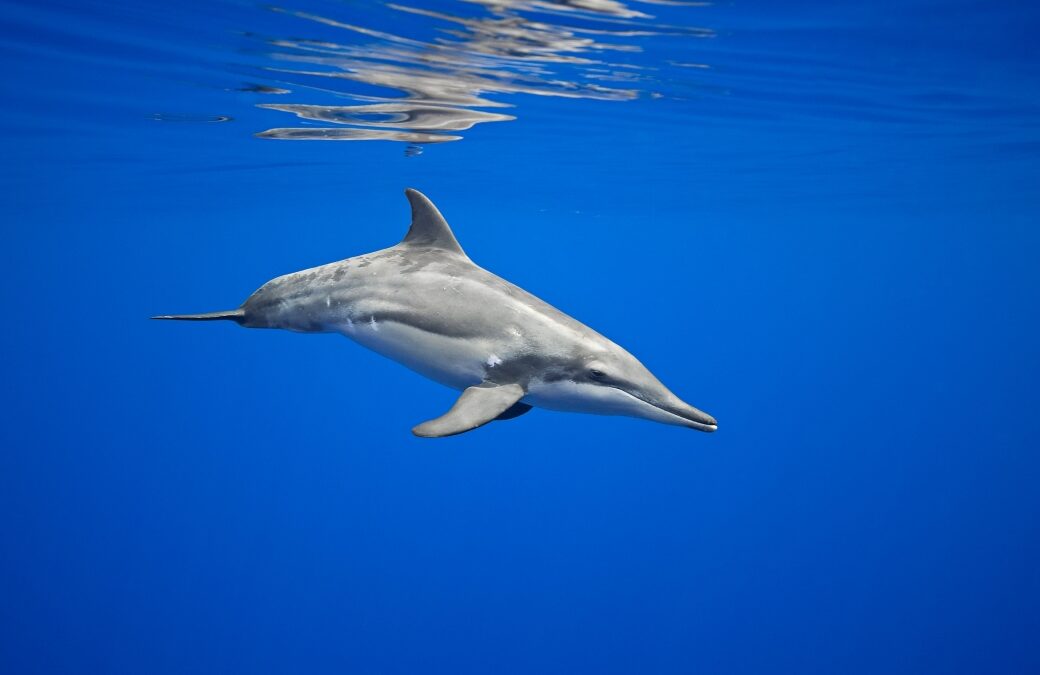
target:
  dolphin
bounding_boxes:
[154,189,717,438]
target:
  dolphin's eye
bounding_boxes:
[589,369,606,379]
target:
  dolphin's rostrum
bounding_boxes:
[155,189,717,437]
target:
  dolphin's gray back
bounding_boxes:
[240,244,601,386]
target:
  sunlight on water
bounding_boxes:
[254,0,712,145]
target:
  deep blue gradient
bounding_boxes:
[1,1,1038,673]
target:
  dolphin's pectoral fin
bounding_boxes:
[412,383,526,438]
[495,401,532,421]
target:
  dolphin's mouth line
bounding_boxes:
[609,386,718,432]
[682,419,718,432]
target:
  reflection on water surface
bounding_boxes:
[255,0,711,146]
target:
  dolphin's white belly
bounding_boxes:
[525,379,634,414]
[335,317,497,390]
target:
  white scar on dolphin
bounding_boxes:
[154,189,718,438]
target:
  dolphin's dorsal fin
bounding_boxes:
[400,188,467,257]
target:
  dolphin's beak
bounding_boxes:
[606,383,719,432]
[657,397,718,432]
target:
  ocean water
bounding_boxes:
[1,0,1038,672]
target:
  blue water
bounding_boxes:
[2,0,1038,672]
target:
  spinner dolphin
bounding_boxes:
[155,189,717,437]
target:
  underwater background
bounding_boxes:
[1,0,1038,672]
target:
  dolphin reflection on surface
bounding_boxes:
[252,0,713,145]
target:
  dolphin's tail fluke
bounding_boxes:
[151,309,244,323]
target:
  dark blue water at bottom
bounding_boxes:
[1,1,1038,673]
